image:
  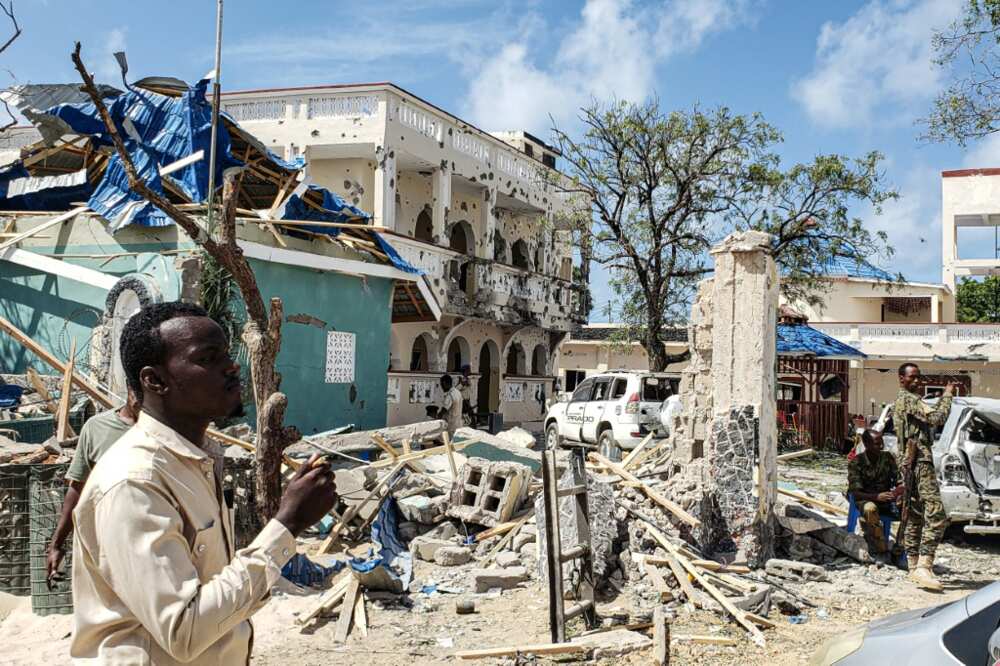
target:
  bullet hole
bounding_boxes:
[401,135,405,140]
[341,133,346,137]
[460,202,468,211]
[344,180,352,189]
[311,129,320,137]
[349,384,358,403]
[448,127,453,135]
[489,172,494,180]
[389,178,394,188]
[352,197,360,205]
[389,150,395,158]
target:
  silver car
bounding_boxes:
[873,397,1000,535]
[811,581,1000,664]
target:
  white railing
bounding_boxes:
[811,322,1000,347]
[222,99,287,122]
[452,130,491,163]
[946,325,1000,342]
[306,94,378,119]
[397,102,443,142]
[857,324,939,341]
[385,236,454,282]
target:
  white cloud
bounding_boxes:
[462,0,753,134]
[963,133,1000,169]
[95,28,128,85]
[791,0,962,129]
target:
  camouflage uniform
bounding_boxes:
[892,389,952,558]
[847,450,899,553]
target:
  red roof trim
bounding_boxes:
[942,168,1000,178]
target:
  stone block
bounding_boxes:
[397,494,448,524]
[494,551,520,568]
[812,527,872,563]
[570,629,652,659]
[410,536,453,562]
[447,457,531,527]
[434,546,472,566]
[471,567,528,592]
[512,531,535,551]
[495,427,537,449]
[764,558,829,582]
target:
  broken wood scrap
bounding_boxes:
[589,452,700,528]
[334,576,361,643]
[298,572,354,626]
[319,460,406,553]
[351,587,368,638]
[776,448,815,462]
[777,488,848,516]
[673,635,738,646]
[26,368,56,414]
[480,513,533,564]
[653,606,669,665]
[620,433,655,469]
[474,512,533,543]
[55,338,77,441]
[635,554,674,602]
[454,643,589,660]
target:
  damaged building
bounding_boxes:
[217,84,587,427]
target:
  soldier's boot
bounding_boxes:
[909,555,943,591]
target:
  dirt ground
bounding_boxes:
[1,456,997,665]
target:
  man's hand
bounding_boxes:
[876,491,894,503]
[275,454,338,537]
[945,380,962,396]
[45,543,65,590]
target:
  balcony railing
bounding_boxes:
[811,322,1000,348]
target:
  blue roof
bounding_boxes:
[777,323,866,358]
[817,255,896,281]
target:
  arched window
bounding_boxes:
[531,344,547,376]
[506,342,526,376]
[511,239,530,270]
[447,336,470,372]
[410,335,429,371]
[415,209,433,242]
[449,220,474,255]
[493,234,508,263]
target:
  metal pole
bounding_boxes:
[206,0,224,233]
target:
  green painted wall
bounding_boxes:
[1,238,392,436]
[246,258,392,434]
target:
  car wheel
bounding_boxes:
[545,423,561,450]
[598,429,621,462]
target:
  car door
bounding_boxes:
[582,378,611,443]
[563,377,594,441]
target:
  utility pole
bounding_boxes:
[206,0,224,233]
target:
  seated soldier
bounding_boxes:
[847,429,902,557]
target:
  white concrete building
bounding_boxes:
[219,83,586,427]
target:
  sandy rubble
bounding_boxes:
[1,457,997,666]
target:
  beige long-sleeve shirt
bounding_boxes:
[70,412,296,665]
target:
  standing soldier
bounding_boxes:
[893,363,957,591]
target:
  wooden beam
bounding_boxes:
[673,635,738,646]
[659,552,700,609]
[636,555,674,603]
[334,577,360,643]
[402,283,424,317]
[55,339,77,441]
[454,643,589,660]
[352,589,368,638]
[0,207,89,252]
[319,460,406,553]
[621,433,655,469]
[589,453,700,528]
[442,432,459,481]
[776,448,815,462]
[654,606,669,665]
[298,573,353,626]
[777,488,848,516]
[26,368,56,414]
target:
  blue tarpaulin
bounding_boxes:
[348,494,413,593]
[374,233,424,275]
[281,553,343,588]
[777,323,866,359]
[0,163,92,212]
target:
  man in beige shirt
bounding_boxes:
[71,302,337,664]
[439,373,463,434]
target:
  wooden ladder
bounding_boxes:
[540,446,598,643]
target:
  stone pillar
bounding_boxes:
[670,279,714,463]
[706,231,778,567]
[431,164,450,245]
[374,145,397,231]
[480,186,497,259]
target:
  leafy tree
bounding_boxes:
[552,100,897,370]
[957,275,1000,322]
[924,0,1000,144]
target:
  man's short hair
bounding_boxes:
[861,429,882,447]
[120,302,209,400]
[440,374,453,390]
[899,362,919,376]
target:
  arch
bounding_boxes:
[414,208,433,243]
[493,233,508,263]
[511,239,530,270]
[531,344,547,376]
[409,334,431,371]
[448,220,475,255]
[478,339,501,412]
[447,336,470,372]
[506,342,526,376]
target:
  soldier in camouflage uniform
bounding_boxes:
[848,429,900,556]
[893,363,956,591]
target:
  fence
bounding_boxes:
[29,463,72,615]
[0,464,30,596]
[777,400,850,452]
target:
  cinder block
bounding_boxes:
[447,457,531,527]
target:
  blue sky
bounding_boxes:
[6,0,998,319]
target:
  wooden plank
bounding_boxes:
[298,573,353,625]
[442,431,458,480]
[334,577,360,643]
[352,589,368,638]
[777,488,848,516]
[26,368,56,414]
[654,606,669,665]
[473,513,532,543]
[643,522,766,646]
[0,207,89,252]
[55,339,77,441]
[158,149,204,177]
[590,453,700,528]
[371,433,400,460]
[402,283,424,317]
[673,635,738,646]
[660,552,700,609]
[776,448,814,462]
[480,514,532,564]
[454,643,589,660]
[637,555,674,603]
[319,461,406,553]
[621,433,655,469]
[689,559,751,575]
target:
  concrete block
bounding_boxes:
[764,558,829,582]
[410,536,453,562]
[570,629,652,659]
[447,457,531,527]
[494,551,521,568]
[495,426,537,449]
[512,531,535,551]
[397,494,447,524]
[471,567,528,592]
[434,546,472,566]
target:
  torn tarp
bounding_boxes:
[281,553,343,588]
[349,496,413,593]
[0,163,91,211]
[277,183,369,227]
[374,233,424,275]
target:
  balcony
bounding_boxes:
[810,322,1000,361]
[386,234,584,330]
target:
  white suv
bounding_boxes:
[544,372,678,460]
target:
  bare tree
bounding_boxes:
[0,1,21,131]
[71,43,297,520]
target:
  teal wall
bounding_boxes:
[1,240,392,435]
[247,258,392,434]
